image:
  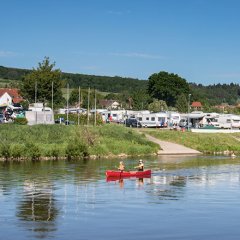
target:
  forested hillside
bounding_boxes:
[1,65,240,107]
[0,66,147,93]
[190,83,240,106]
[0,66,30,80]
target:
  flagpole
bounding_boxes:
[67,83,69,125]
[35,81,37,103]
[94,88,97,126]
[52,81,53,111]
[78,86,80,125]
[87,87,90,126]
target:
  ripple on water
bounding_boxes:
[0,157,240,239]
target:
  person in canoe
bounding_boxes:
[118,161,125,171]
[135,159,144,171]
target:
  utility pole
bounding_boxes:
[35,81,37,124]
[87,87,90,126]
[188,94,191,131]
[35,81,37,104]
[94,88,97,126]
[67,83,69,125]
[78,86,81,125]
[52,81,54,111]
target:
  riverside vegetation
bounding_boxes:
[144,129,240,155]
[0,124,159,161]
[2,121,240,161]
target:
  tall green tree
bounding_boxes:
[131,90,151,110]
[148,99,168,112]
[69,88,104,108]
[104,93,118,100]
[117,91,132,109]
[148,71,190,107]
[175,93,188,113]
[21,57,64,107]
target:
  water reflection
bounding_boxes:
[107,177,147,189]
[16,179,58,239]
[0,156,240,239]
[147,174,187,202]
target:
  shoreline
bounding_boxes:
[1,125,240,162]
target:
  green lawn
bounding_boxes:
[141,128,240,154]
[0,78,19,88]
[0,124,159,160]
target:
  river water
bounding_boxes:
[1,155,240,240]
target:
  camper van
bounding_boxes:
[167,111,181,125]
[136,112,168,128]
[99,110,126,123]
[211,114,240,129]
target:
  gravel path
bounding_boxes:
[144,133,202,155]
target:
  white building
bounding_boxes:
[0,92,12,106]
[25,103,54,125]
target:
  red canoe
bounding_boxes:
[106,175,151,182]
[106,169,151,178]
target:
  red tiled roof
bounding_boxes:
[0,88,23,103]
[191,101,202,107]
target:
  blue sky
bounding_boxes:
[1,0,240,85]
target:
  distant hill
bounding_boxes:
[0,66,147,93]
[1,65,240,106]
[190,82,240,106]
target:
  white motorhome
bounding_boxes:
[126,110,150,119]
[180,111,206,128]
[167,111,181,125]
[136,112,168,128]
[104,110,150,123]
[109,110,126,122]
[211,114,240,129]
[99,110,126,123]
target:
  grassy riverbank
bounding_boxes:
[0,124,159,160]
[142,129,240,154]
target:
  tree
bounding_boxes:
[104,93,118,100]
[21,57,64,107]
[175,93,188,113]
[147,71,190,107]
[117,91,131,109]
[68,88,104,108]
[131,90,151,110]
[148,99,168,112]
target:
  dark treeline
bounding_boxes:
[0,66,31,80]
[1,65,240,107]
[63,73,147,93]
[190,83,240,106]
[0,66,147,93]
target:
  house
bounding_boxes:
[0,88,23,107]
[99,99,120,110]
[191,101,203,111]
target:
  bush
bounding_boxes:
[65,139,89,159]
[55,114,103,126]
[14,118,28,125]
[51,145,61,160]
[25,143,41,160]
[11,144,24,160]
[0,143,11,160]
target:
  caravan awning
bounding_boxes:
[0,104,7,108]
[189,113,205,119]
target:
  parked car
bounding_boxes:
[124,118,142,128]
[179,119,192,128]
[0,114,4,123]
[65,120,75,125]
